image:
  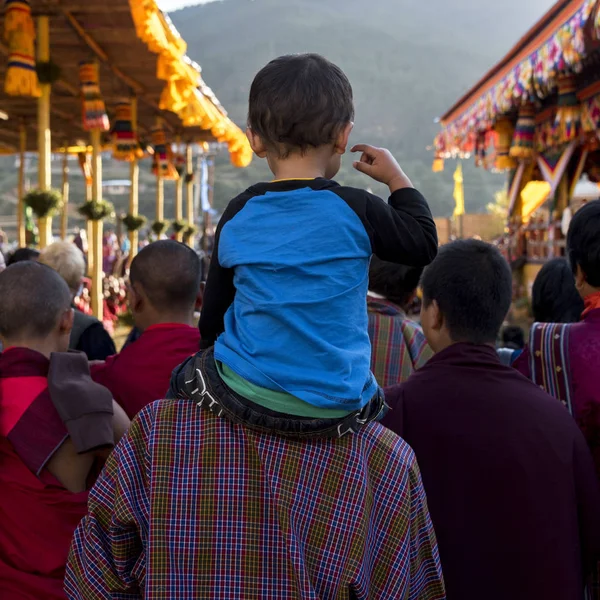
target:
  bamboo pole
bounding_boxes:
[174,135,183,242]
[37,15,52,249]
[156,175,164,224]
[128,97,139,264]
[85,157,94,276]
[90,129,103,320]
[185,144,193,247]
[17,123,26,247]
[61,150,69,240]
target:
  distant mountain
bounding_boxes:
[170,0,555,216]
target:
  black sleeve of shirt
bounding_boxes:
[199,191,255,349]
[77,323,117,361]
[333,186,438,266]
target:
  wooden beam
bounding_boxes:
[62,10,145,94]
[32,4,132,15]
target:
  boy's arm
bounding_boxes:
[199,192,254,349]
[365,187,438,266]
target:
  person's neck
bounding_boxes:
[3,337,61,359]
[136,312,195,333]
[269,151,332,181]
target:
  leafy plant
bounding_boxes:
[122,213,147,232]
[151,220,170,236]
[78,199,115,221]
[23,188,63,218]
[171,219,188,233]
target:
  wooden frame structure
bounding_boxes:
[1,0,252,318]
[432,0,600,274]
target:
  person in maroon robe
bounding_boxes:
[92,240,201,418]
[382,239,600,600]
[0,262,129,600]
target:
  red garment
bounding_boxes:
[0,348,88,600]
[91,323,200,418]
[583,291,600,318]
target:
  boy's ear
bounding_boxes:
[59,308,74,336]
[127,282,145,314]
[246,128,268,158]
[334,122,354,155]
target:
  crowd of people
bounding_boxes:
[2,53,600,600]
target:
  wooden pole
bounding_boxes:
[86,177,93,276]
[175,136,183,242]
[17,123,26,247]
[155,175,164,227]
[37,15,52,249]
[128,97,139,264]
[185,144,193,246]
[90,129,103,320]
[202,154,215,272]
[61,150,69,240]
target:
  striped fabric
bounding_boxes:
[65,398,446,599]
[368,296,432,387]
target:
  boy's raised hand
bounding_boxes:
[351,145,413,193]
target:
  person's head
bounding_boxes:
[39,241,85,297]
[247,54,354,179]
[531,257,584,323]
[567,200,600,298]
[368,256,423,310]
[420,239,512,352]
[128,240,201,331]
[0,261,73,354]
[501,325,525,350]
[7,247,39,267]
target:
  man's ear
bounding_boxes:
[430,300,444,332]
[334,122,354,155]
[246,128,268,159]
[59,308,74,336]
[128,282,145,314]
[575,264,586,291]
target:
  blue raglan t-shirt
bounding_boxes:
[200,178,437,411]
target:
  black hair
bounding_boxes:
[531,257,583,323]
[248,54,354,158]
[0,261,71,339]
[130,240,201,313]
[501,325,525,350]
[421,239,512,344]
[567,200,600,287]
[7,247,40,266]
[368,256,423,308]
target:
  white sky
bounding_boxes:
[158,0,217,12]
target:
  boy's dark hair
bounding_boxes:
[368,256,423,308]
[421,239,512,344]
[130,240,201,313]
[532,257,583,323]
[0,261,71,339]
[7,247,40,266]
[501,325,525,350]
[248,54,354,158]
[567,200,600,287]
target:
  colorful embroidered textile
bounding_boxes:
[65,398,445,599]
[368,296,432,387]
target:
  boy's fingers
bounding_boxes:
[351,144,378,157]
[353,161,373,175]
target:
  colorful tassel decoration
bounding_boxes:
[554,74,580,143]
[494,116,516,170]
[474,132,486,168]
[77,152,92,186]
[509,102,536,159]
[111,100,142,161]
[151,122,179,180]
[432,155,444,172]
[4,0,40,97]
[79,61,110,132]
[582,93,600,134]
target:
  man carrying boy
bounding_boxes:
[0,262,128,600]
[91,240,201,418]
[66,54,444,598]
[383,240,600,600]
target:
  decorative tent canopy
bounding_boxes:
[433,0,600,165]
[0,0,252,167]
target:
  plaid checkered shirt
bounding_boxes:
[368,295,432,388]
[65,397,445,599]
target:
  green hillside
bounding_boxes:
[170,0,554,216]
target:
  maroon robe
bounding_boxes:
[383,343,600,600]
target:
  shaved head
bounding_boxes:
[0,261,72,339]
[130,240,201,313]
